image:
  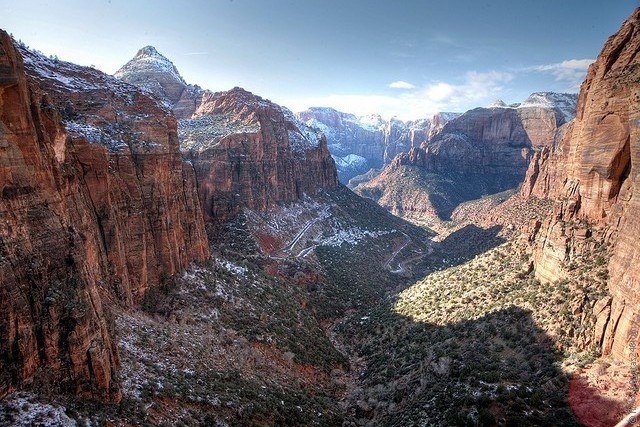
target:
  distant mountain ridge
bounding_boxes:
[354,91,578,224]
[297,107,461,182]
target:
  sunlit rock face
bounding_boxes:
[522,8,640,360]
[354,93,576,222]
[179,87,339,223]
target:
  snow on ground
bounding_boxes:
[114,45,186,86]
[351,113,386,132]
[318,227,391,247]
[17,43,141,106]
[0,392,76,427]
[64,121,129,151]
[487,92,577,123]
[518,92,577,123]
[216,258,248,277]
[332,154,367,169]
[178,114,261,151]
[282,108,323,152]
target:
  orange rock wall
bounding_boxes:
[0,32,209,401]
[522,8,640,360]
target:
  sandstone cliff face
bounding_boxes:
[0,33,209,401]
[522,8,640,360]
[180,88,338,223]
[414,94,576,183]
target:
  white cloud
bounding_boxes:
[425,82,455,102]
[420,70,513,105]
[531,58,593,89]
[284,70,514,120]
[389,80,416,89]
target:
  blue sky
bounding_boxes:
[2,0,637,119]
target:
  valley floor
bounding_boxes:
[1,189,638,426]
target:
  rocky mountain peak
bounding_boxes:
[135,45,163,58]
[114,45,188,107]
[116,45,185,82]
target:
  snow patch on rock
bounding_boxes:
[0,392,76,427]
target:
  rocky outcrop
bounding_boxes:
[180,88,338,223]
[114,46,203,117]
[522,8,640,360]
[0,33,209,402]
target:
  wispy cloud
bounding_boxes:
[285,70,514,120]
[183,51,209,56]
[529,58,593,89]
[430,34,462,48]
[389,80,416,90]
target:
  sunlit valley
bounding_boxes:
[0,3,639,426]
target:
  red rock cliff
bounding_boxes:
[522,8,640,360]
[0,33,209,401]
[179,87,338,223]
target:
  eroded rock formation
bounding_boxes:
[522,8,640,360]
[296,108,460,183]
[355,93,576,221]
[116,49,339,224]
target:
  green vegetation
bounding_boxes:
[336,235,610,425]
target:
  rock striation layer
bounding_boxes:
[0,33,209,401]
[522,8,640,361]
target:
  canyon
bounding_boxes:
[296,107,460,183]
[0,6,639,426]
[354,92,577,225]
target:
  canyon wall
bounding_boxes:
[116,49,339,224]
[180,88,339,223]
[0,32,209,401]
[356,93,575,221]
[523,8,640,360]
[297,108,460,182]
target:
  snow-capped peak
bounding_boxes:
[518,92,578,123]
[114,45,186,85]
[135,45,163,59]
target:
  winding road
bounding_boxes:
[383,232,412,273]
[279,206,331,255]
